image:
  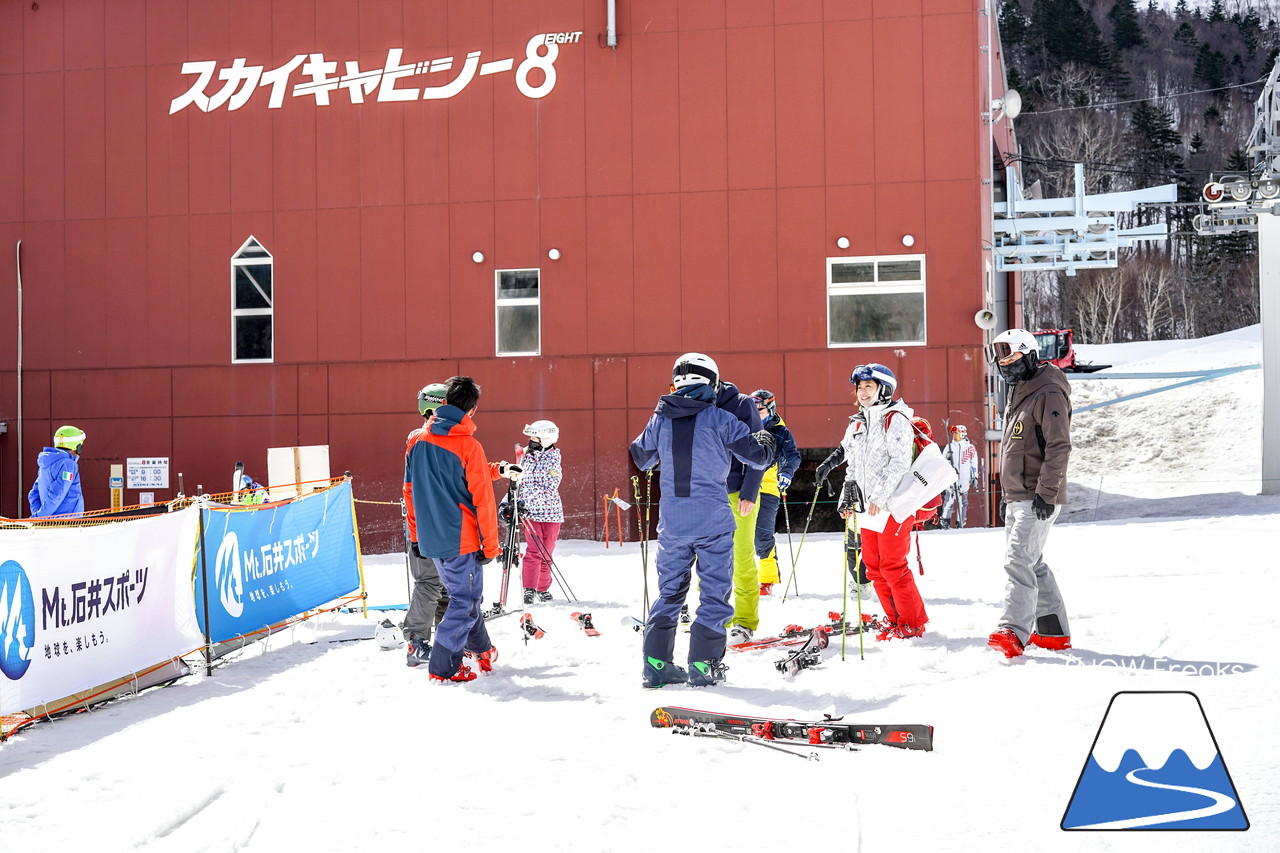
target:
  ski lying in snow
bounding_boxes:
[650,706,934,752]
[571,612,600,636]
[775,626,830,677]
[622,615,645,633]
[729,612,881,653]
[519,613,545,642]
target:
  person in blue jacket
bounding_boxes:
[715,375,768,644]
[630,353,776,688]
[28,425,87,518]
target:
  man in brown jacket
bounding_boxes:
[984,329,1073,658]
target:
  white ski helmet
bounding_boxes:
[672,352,720,390]
[374,619,404,651]
[985,329,1039,366]
[850,363,896,405]
[523,419,560,446]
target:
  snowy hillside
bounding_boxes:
[1,329,1276,852]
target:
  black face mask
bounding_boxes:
[998,355,1035,384]
[527,438,543,452]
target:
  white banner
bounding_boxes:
[1,509,203,716]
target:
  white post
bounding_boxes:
[1258,214,1280,494]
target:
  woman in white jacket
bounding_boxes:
[823,364,929,640]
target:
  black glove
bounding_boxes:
[498,461,523,479]
[752,430,776,454]
[998,498,1006,523]
[815,460,833,485]
[1033,494,1056,521]
[410,542,423,559]
[837,480,864,515]
[477,553,496,566]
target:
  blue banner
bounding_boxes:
[195,480,360,643]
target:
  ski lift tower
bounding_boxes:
[1196,63,1280,496]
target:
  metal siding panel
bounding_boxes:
[149,63,191,217]
[66,368,173,420]
[404,204,453,359]
[145,0,187,68]
[679,0,726,31]
[23,223,67,368]
[494,199,540,267]
[924,13,978,183]
[726,25,775,191]
[0,2,22,76]
[780,0,824,24]
[187,214,232,365]
[64,70,106,220]
[64,220,106,369]
[297,366,329,417]
[585,195,634,356]
[448,202,495,357]
[539,196,588,356]
[273,209,320,363]
[447,74,495,204]
[728,189,778,351]
[187,0,230,62]
[311,208,360,362]
[629,0,678,34]
[23,0,63,73]
[631,31,679,194]
[727,0,774,28]
[585,34,633,198]
[535,29,588,200]
[359,0,403,54]
[173,365,297,416]
[776,187,827,348]
[872,180,925,257]
[24,73,64,223]
[360,206,407,360]
[775,22,824,188]
[271,0,317,56]
[64,0,106,71]
[188,105,232,215]
[0,78,23,222]
[632,193,682,354]
[315,109,361,208]
[678,27,727,193]
[105,65,148,219]
[274,103,318,212]
[493,92,539,203]
[328,360,455,416]
[925,177,984,346]
[403,100,451,205]
[679,191,730,352]
[825,182,876,258]
[872,15,925,185]
[359,102,406,208]
[228,0,271,60]
[230,105,274,214]
[105,0,146,68]
[825,19,875,187]
[147,216,189,367]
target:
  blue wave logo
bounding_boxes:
[0,559,37,681]
[213,531,245,618]
[1062,691,1249,831]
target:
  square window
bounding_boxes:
[827,255,926,347]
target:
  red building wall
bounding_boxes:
[1,0,1009,551]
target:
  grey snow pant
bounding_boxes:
[405,544,449,643]
[998,500,1070,645]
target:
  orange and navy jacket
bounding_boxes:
[403,405,502,561]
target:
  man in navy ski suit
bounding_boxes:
[630,353,775,688]
[28,425,86,518]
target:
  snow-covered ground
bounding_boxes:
[1,328,1276,852]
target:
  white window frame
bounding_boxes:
[495,268,541,356]
[231,236,274,363]
[826,254,927,348]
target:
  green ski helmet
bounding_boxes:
[54,425,86,453]
[417,383,448,417]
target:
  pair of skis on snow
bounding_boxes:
[651,706,934,757]
[519,611,599,643]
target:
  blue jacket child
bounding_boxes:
[28,426,87,518]
[629,353,775,688]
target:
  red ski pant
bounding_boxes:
[862,515,927,630]
[521,520,560,592]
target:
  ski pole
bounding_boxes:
[400,498,413,608]
[781,487,821,603]
[781,491,796,577]
[521,516,578,601]
[632,475,651,619]
[845,512,866,661]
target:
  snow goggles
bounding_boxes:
[983,341,1022,363]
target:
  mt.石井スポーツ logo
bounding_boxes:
[214,532,245,618]
[1,560,37,680]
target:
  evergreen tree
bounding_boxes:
[999,0,1029,47]
[1207,1,1225,24]
[1029,0,1113,70]
[1174,0,1189,18]
[1108,0,1145,51]
[1194,43,1228,89]
[1130,102,1183,185]
[1173,21,1198,49]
